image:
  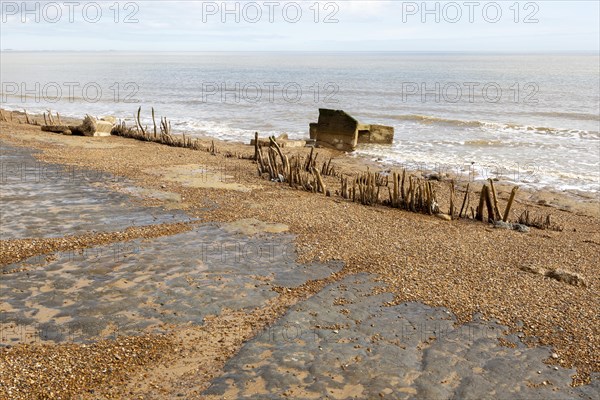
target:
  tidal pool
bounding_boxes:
[204,274,599,400]
[0,143,190,239]
[0,224,342,344]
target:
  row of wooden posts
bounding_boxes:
[42,110,62,126]
[254,132,519,222]
[254,133,338,195]
[9,107,522,225]
[111,107,223,154]
[0,109,36,124]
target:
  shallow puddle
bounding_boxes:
[204,274,599,399]
[0,143,190,239]
[0,224,342,344]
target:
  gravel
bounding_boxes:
[1,115,598,393]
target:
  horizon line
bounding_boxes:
[3,50,599,54]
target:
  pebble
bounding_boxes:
[512,223,530,233]
[493,221,512,230]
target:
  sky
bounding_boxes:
[0,0,599,52]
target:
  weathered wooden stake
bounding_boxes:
[503,186,519,222]
[151,107,157,138]
[254,132,259,161]
[449,180,455,219]
[484,185,495,222]
[476,185,486,221]
[488,179,501,220]
[458,183,470,218]
[312,167,326,194]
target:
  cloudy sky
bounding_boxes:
[1,0,598,51]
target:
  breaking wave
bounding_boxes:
[383,114,599,140]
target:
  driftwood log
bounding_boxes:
[41,125,71,134]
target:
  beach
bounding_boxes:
[0,110,598,398]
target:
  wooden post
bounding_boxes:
[458,183,470,218]
[503,186,519,222]
[406,177,413,210]
[139,107,149,137]
[270,136,287,173]
[257,146,264,172]
[488,179,501,220]
[425,181,432,214]
[484,185,495,222]
[476,185,486,221]
[400,170,406,200]
[449,180,455,219]
[266,149,275,179]
[305,147,314,171]
[392,172,398,207]
[151,107,157,138]
[254,132,259,161]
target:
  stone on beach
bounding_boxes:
[435,213,452,221]
[493,220,530,233]
[519,265,587,287]
[545,268,587,287]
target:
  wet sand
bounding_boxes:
[205,274,599,399]
[0,111,598,398]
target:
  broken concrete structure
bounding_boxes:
[70,115,114,136]
[42,115,115,137]
[309,109,394,151]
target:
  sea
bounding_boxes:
[1,51,599,193]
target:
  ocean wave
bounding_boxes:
[354,147,600,193]
[384,114,484,127]
[381,114,599,140]
[463,139,505,147]
[522,111,600,122]
[173,119,298,142]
